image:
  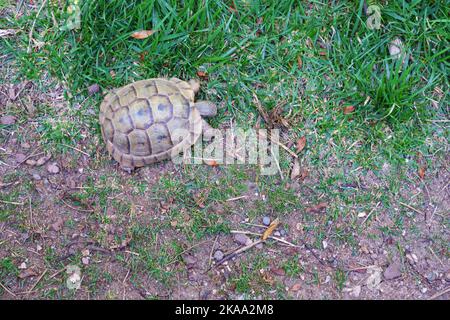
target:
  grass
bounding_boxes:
[0,0,448,299]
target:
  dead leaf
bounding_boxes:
[306,202,327,213]
[343,105,355,114]
[205,160,218,167]
[296,136,306,153]
[19,269,38,279]
[290,159,300,180]
[262,218,279,240]
[291,283,301,291]
[297,56,303,69]
[418,166,426,179]
[261,272,274,285]
[196,70,208,80]
[47,162,60,174]
[270,267,286,276]
[0,115,16,125]
[131,30,157,39]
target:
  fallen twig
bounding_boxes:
[0,281,16,297]
[27,0,48,54]
[428,287,450,300]
[361,202,381,225]
[226,195,248,202]
[400,202,425,216]
[25,269,47,295]
[207,239,264,272]
[58,143,90,157]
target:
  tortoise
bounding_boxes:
[99,78,217,171]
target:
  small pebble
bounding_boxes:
[47,162,60,174]
[262,216,271,226]
[280,229,286,236]
[273,231,281,237]
[32,173,41,180]
[234,233,251,246]
[15,153,27,163]
[87,84,100,95]
[26,159,37,166]
[183,255,197,266]
[213,250,224,261]
[36,154,51,166]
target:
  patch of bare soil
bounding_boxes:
[1,76,449,300]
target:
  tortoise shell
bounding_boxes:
[99,78,203,169]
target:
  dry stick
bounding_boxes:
[0,200,24,205]
[399,202,425,216]
[0,281,16,297]
[258,130,298,158]
[48,267,68,281]
[25,269,47,295]
[58,143,90,157]
[226,195,248,202]
[13,149,44,169]
[428,287,450,300]
[27,0,48,54]
[240,220,327,267]
[208,235,219,268]
[270,145,284,180]
[60,198,94,213]
[361,202,381,225]
[207,239,264,273]
[230,230,300,248]
[428,247,445,268]
[166,240,212,266]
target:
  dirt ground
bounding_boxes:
[0,76,449,300]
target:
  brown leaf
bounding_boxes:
[261,272,274,285]
[296,136,306,153]
[196,70,208,80]
[418,166,426,179]
[270,267,286,276]
[306,202,328,213]
[297,56,303,69]
[205,159,218,167]
[343,105,355,114]
[262,218,279,240]
[131,30,157,39]
[19,269,38,279]
[290,159,300,180]
[291,283,301,291]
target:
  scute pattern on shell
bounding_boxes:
[99,79,202,169]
